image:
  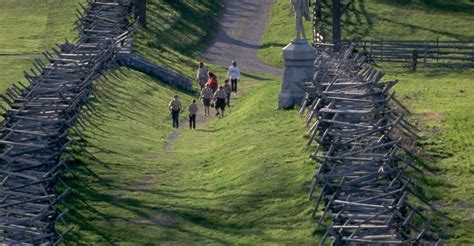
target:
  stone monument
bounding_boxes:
[278,0,316,109]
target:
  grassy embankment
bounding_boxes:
[260,0,474,244]
[0,0,82,92]
[63,0,318,244]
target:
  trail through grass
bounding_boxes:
[65,69,318,244]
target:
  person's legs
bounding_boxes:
[176,112,179,128]
[215,99,223,116]
[172,110,179,128]
[231,79,237,94]
[192,115,196,129]
[189,114,192,129]
[176,111,180,128]
[171,111,175,127]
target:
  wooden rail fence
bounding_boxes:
[349,39,474,68]
[0,0,132,244]
[299,44,441,245]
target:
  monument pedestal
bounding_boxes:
[278,39,316,109]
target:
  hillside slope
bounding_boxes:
[64,70,318,244]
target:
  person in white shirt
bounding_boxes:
[168,95,182,128]
[196,62,208,90]
[187,99,198,129]
[227,60,240,95]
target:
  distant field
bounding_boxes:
[0,0,82,92]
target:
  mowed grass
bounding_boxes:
[260,1,474,243]
[63,68,194,244]
[65,72,318,244]
[384,68,474,244]
[0,0,82,92]
[259,0,474,68]
[134,0,223,77]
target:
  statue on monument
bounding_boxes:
[278,0,315,109]
[290,0,310,41]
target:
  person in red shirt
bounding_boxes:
[206,72,218,92]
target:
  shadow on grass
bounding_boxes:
[64,146,309,244]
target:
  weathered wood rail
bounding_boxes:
[0,0,132,244]
[300,44,441,245]
[349,39,474,68]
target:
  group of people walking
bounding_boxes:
[168,61,241,129]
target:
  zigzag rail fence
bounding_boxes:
[299,44,442,245]
[0,0,133,244]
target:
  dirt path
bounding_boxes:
[202,0,283,75]
[143,0,280,188]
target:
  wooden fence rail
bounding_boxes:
[299,44,441,245]
[346,39,474,68]
[0,0,132,244]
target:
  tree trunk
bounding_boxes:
[332,0,341,51]
[313,0,321,44]
[135,0,147,27]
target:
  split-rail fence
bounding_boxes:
[300,44,441,245]
[0,0,132,244]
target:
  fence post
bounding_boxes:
[369,40,373,63]
[424,41,428,64]
[436,37,439,64]
[412,49,418,71]
[381,38,384,62]
[134,0,147,27]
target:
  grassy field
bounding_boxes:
[260,0,474,244]
[384,68,474,244]
[0,0,82,92]
[259,0,474,68]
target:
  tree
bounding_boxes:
[135,0,147,27]
[332,0,354,50]
[313,0,354,50]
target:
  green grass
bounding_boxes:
[62,0,318,244]
[383,67,474,243]
[259,1,474,243]
[134,0,223,77]
[259,0,474,68]
[65,72,317,244]
[0,0,82,92]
